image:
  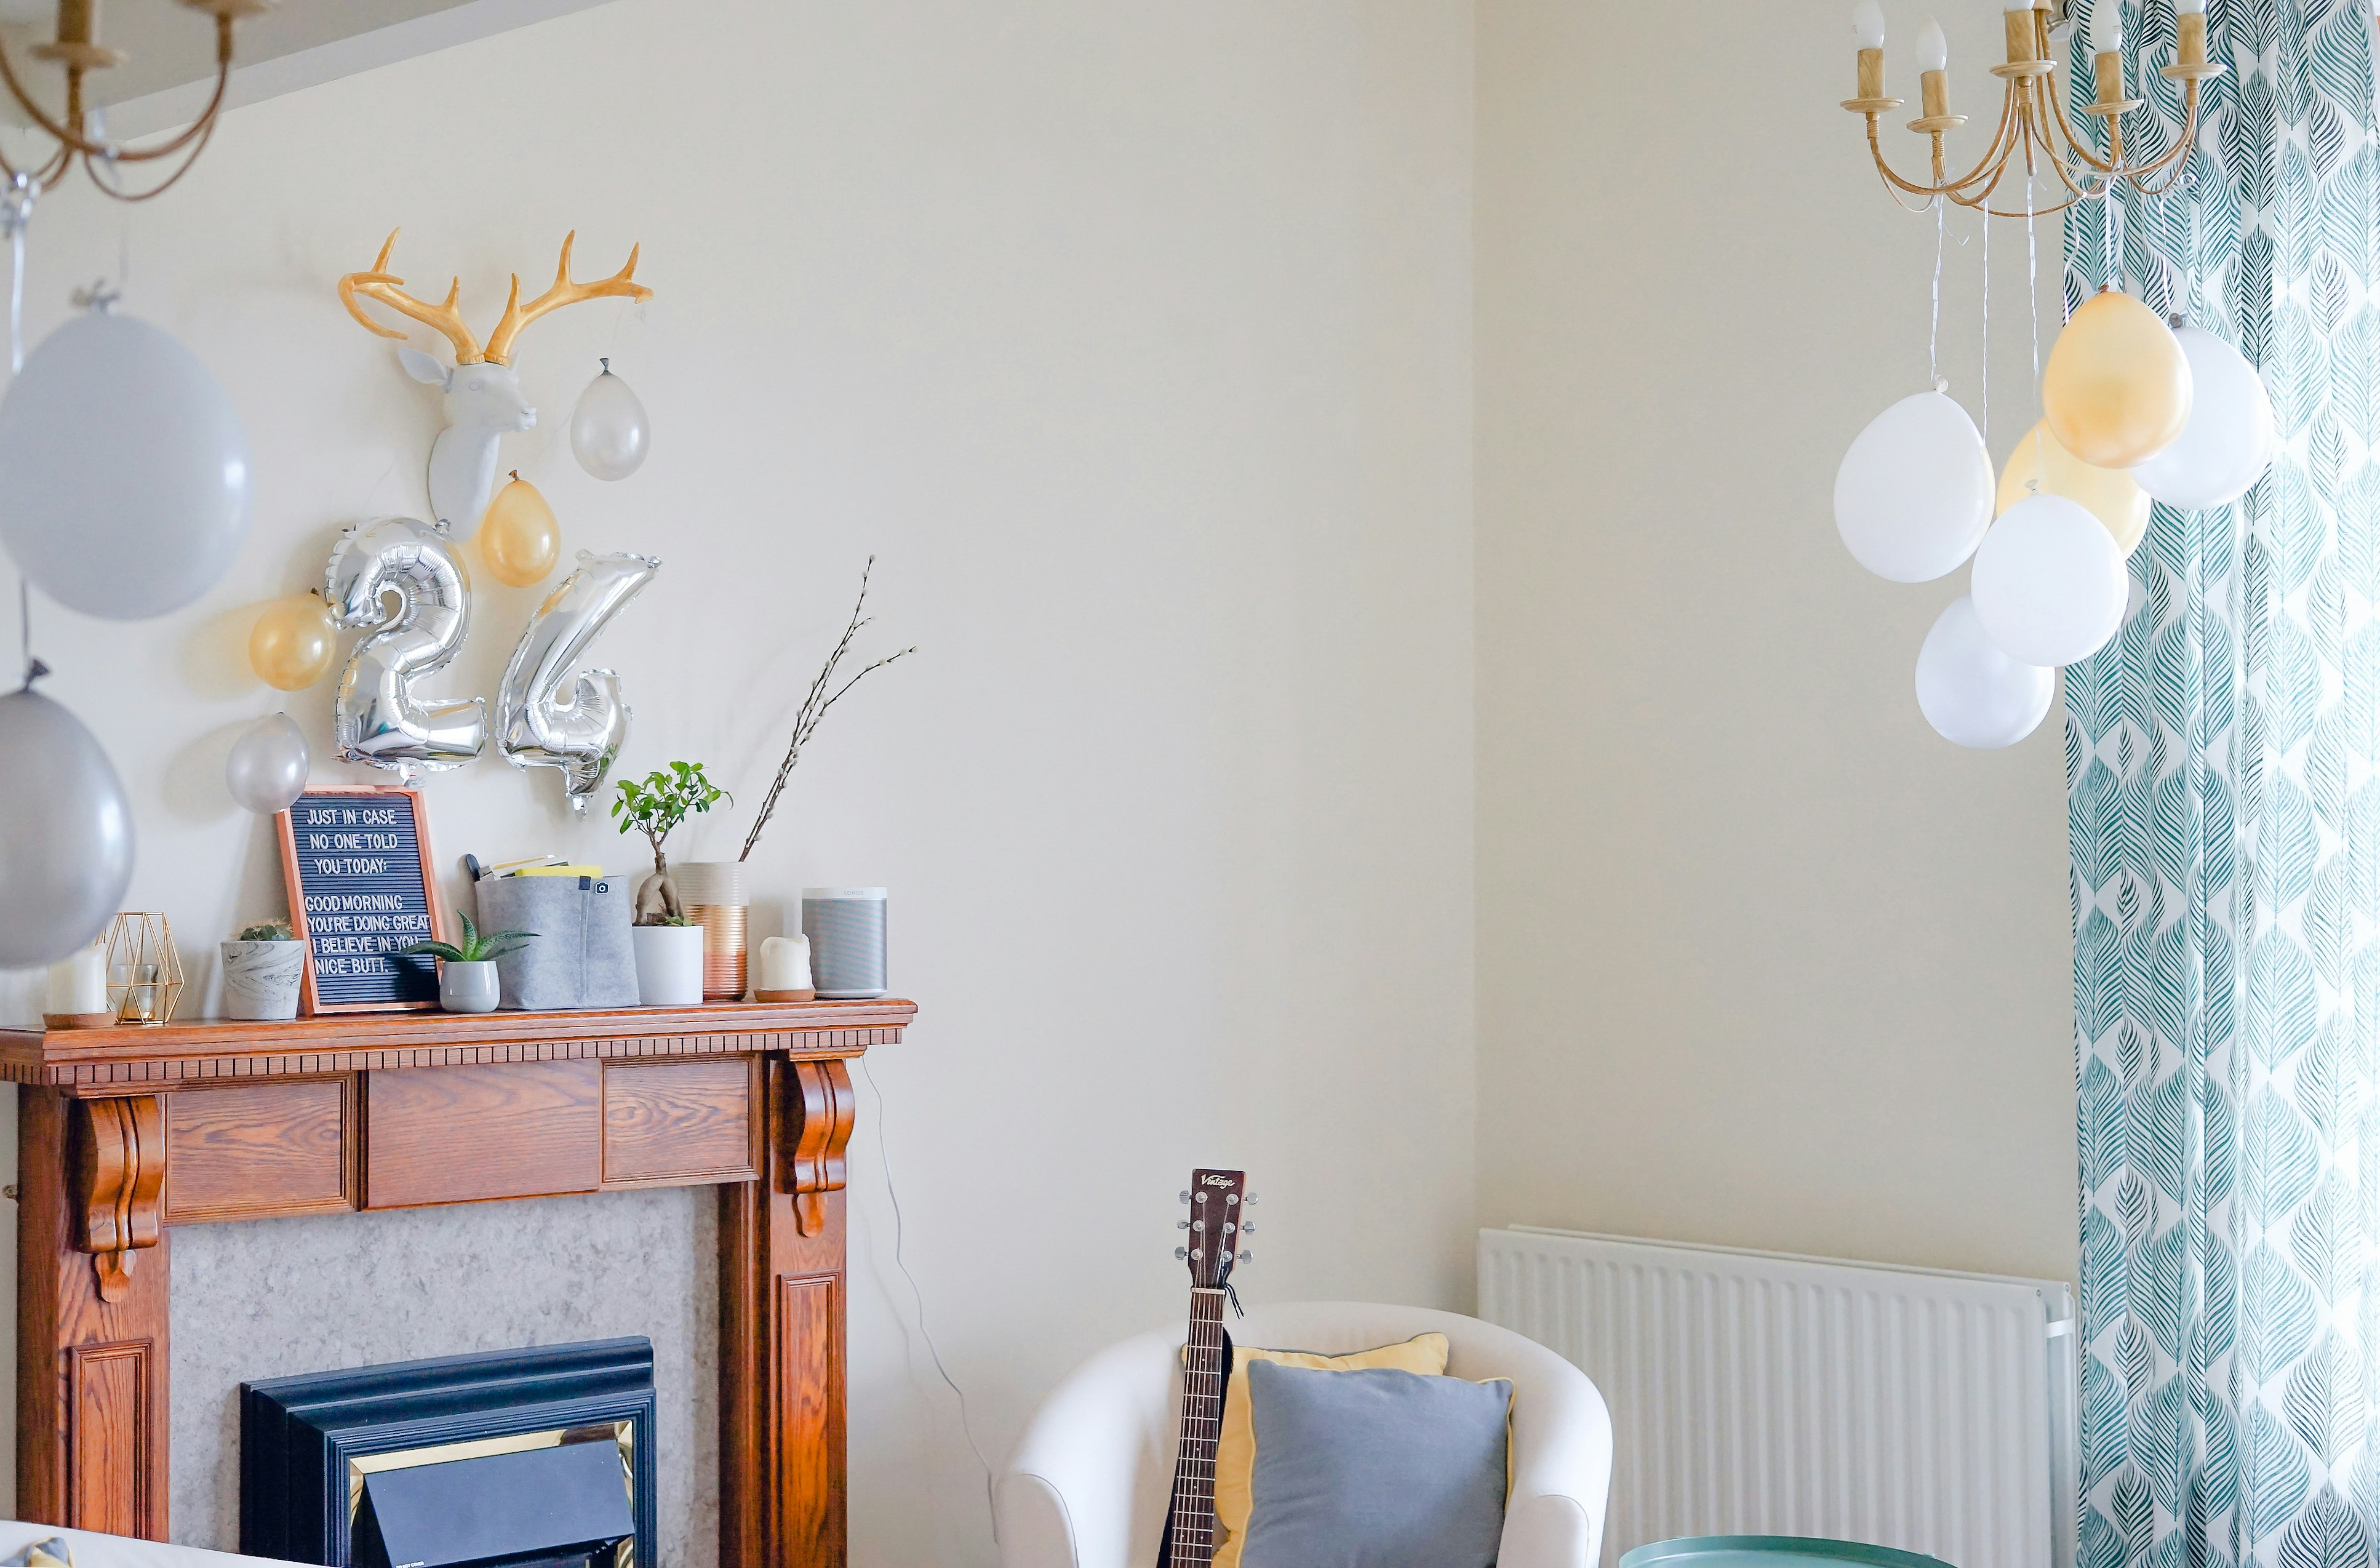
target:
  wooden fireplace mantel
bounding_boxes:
[0,997,915,1568]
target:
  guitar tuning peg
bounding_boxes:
[1240,1221,1255,1234]
[1244,1193,1258,1204]
[1180,1190,1191,1204]
[1175,1246,1188,1260]
[1178,1220,1191,1230]
[1238,1251,1253,1266]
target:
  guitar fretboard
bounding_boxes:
[1167,1287,1228,1567]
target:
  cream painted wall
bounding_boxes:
[1474,1,2079,1286]
[0,1,1477,1560]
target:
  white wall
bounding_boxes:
[1474,1,2078,1285]
[0,2,1477,1560]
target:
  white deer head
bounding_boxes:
[339,230,651,538]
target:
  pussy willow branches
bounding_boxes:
[738,557,916,863]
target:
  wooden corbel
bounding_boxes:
[70,1095,166,1302]
[780,1060,854,1237]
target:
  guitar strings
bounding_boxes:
[859,1054,997,1537]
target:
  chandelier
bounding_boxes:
[1842,0,2222,217]
[0,0,269,202]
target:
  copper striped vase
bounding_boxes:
[674,861,749,1001]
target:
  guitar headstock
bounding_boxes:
[1175,1167,1253,1287]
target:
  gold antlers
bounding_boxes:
[339,229,653,367]
[340,230,484,363]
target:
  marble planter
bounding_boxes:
[220,940,304,1021]
[439,959,501,1014]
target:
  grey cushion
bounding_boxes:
[1240,1359,1509,1568]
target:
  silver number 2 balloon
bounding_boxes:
[327,516,487,779]
[496,550,659,812]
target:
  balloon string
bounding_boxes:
[1981,203,1992,447]
[2028,170,2045,490]
[1931,196,1945,386]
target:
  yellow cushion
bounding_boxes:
[1212,1332,1449,1568]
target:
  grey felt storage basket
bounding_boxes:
[474,873,638,1010]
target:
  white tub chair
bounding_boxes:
[996,1300,1613,1568]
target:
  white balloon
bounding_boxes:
[2130,324,2277,510]
[1835,390,1995,583]
[0,307,251,619]
[1971,494,2130,666]
[570,359,650,481]
[225,713,310,815]
[0,684,134,967]
[1915,596,2055,748]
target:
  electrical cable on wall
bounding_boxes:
[860,1054,999,1538]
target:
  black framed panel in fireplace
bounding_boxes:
[241,1338,658,1568]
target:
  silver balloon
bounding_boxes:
[0,676,134,966]
[225,713,311,814]
[327,516,486,778]
[497,550,659,812]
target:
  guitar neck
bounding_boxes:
[1167,1286,1229,1567]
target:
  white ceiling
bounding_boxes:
[0,0,618,139]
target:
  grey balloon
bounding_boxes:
[225,713,311,815]
[0,685,134,966]
[497,550,660,812]
[0,309,252,620]
[328,516,487,777]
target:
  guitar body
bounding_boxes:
[1162,1168,1250,1568]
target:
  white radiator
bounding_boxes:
[1479,1228,2077,1568]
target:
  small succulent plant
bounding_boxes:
[237,919,296,942]
[399,914,536,964]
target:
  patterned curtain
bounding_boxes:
[2067,6,2380,1568]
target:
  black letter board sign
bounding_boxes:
[275,785,450,1015]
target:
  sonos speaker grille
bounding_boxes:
[801,889,887,999]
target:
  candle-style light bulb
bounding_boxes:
[1853,0,1886,48]
[1917,18,1948,71]
[2088,0,2122,52]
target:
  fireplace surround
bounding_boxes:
[0,997,914,1568]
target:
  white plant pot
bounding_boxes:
[631,924,706,1007]
[220,940,305,1021]
[439,959,501,1014]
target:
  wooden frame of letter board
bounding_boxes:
[275,783,451,1016]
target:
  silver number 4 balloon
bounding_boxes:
[495,551,660,813]
[327,516,485,779]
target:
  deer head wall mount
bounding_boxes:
[339,230,652,539]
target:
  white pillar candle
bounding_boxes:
[45,945,106,1014]
[758,934,813,994]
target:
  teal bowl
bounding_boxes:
[1621,1538,1960,1568]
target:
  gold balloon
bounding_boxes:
[2042,288,2194,469]
[248,594,338,690]
[481,471,561,588]
[1998,420,2153,556]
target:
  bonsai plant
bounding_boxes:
[221,918,304,1022]
[399,914,536,1014]
[612,760,731,923]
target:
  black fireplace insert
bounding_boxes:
[241,1338,657,1568]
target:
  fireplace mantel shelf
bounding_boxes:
[0,996,917,1091]
[10,995,907,1568]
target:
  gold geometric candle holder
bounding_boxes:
[104,913,184,1026]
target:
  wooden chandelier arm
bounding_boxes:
[0,14,231,165]
[2037,67,2118,174]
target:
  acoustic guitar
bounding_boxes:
[1163,1167,1255,1567]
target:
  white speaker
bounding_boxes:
[801,887,888,999]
